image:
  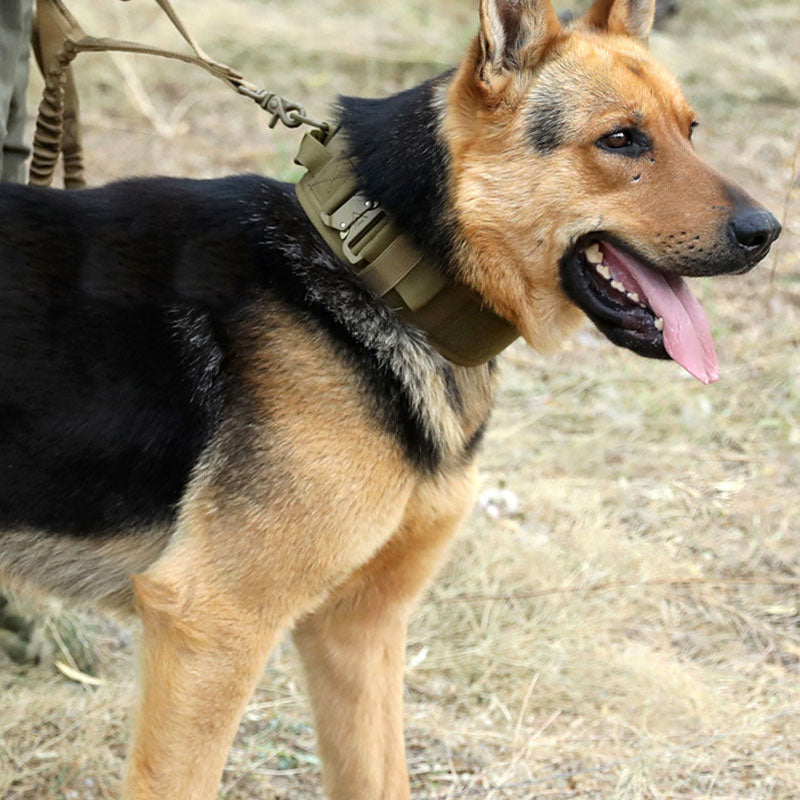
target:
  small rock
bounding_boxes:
[478,488,520,520]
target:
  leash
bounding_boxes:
[29,0,328,188]
[29,0,518,366]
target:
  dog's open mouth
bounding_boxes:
[561,239,719,384]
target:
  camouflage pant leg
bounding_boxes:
[0,0,34,183]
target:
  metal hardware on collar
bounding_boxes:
[329,196,385,264]
[322,193,378,235]
[33,2,517,366]
[236,86,329,133]
[294,129,519,367]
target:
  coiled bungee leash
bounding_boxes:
[30,0,329,189]
[29,0,518,366]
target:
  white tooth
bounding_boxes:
[627,292,640,303]
[611,280,625,292]
[655,317,664,331]
[585,243,603,264]
[596,264,611,280]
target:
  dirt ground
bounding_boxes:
[1,0,799,798]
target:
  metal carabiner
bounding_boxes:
[237,85,329,133]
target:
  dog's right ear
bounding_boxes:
[582,0,656,43]
[476,0,562,99]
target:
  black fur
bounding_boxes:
[497,5,526,69]
[463,421,488,460]
[529,93,567,154]
[0,175,445,538]
[336,75,458,275]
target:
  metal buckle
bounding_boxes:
[320,193,377,232]
[341,207,384,264]
[320,193,384,264]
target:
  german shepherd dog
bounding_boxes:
[0,0,781,797]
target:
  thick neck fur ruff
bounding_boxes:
[0,78,494,539]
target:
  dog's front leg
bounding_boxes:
[293,468,477,800]
[123,502,317,800]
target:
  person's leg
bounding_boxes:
[0,0,33,183]
[0,0,35,664]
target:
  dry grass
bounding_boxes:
[2,0,800,797]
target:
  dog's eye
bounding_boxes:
[600,130,632,149]
[596,128,651,157]
[690,121,699,140]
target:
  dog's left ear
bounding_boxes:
[476,0,562,97]
[582,0,656,43]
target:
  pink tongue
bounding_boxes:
[602,243,719,385]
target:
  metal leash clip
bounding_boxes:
[237,86,329,132]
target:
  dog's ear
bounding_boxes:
[476,0,562,97]
[582,0,656,43]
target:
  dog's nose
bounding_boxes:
[729,209,782,259]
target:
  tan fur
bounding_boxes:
[1,2,774,798]
[444,0,750,354]
[122,304,489,798]
[293,468,477,800]
[584,0,656,42]
[477,0,562,97]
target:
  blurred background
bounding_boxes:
[1,0,798,797]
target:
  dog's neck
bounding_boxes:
[336,74,457,275]
[291,74,518,367]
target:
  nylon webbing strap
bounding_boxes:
[30,0,327,188]
[30,0,253,187]
[295,130,519,367]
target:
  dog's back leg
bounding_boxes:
[293,467,477,800]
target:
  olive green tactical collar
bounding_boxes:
[294,129,519,367]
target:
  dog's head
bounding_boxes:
[445,0,781,383]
